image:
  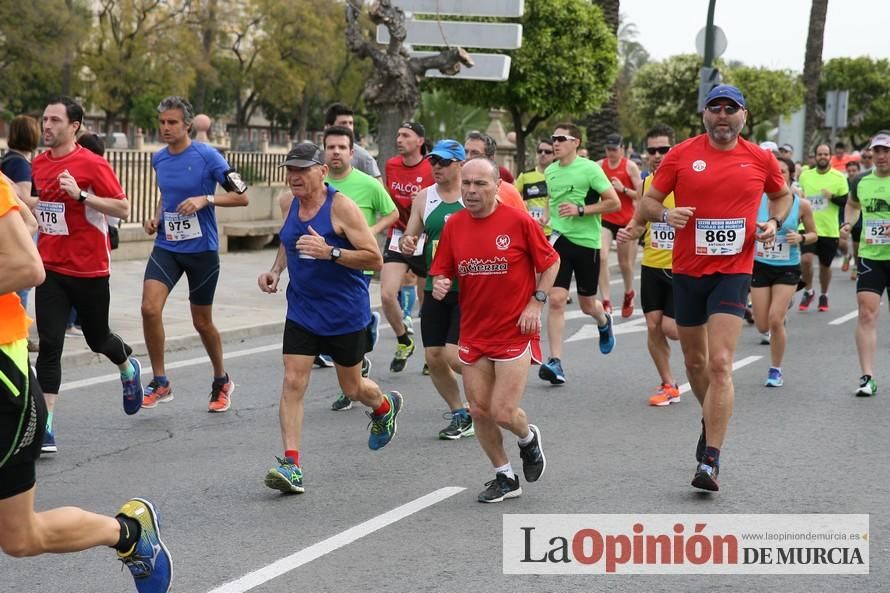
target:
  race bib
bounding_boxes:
[695,218,745,255]
[164,211,203,241]
[808,195,828,211]
[529,207,545,221]
[388,229,425,256]
[756,234,790,261]
[35,201,69,235]
[649,222,674,251]
[864,219,890,245]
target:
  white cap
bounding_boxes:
[869,133,890,149]
[759,141,779,152]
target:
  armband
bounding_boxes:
[222,169,248,194]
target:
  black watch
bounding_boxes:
[533,290,548,303]
[330,247,342,262]
[78,190,88,203]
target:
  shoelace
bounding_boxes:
[209,382,227,402]
[119,551,152,578]
[366,410,392,435]
[146,379,163,392]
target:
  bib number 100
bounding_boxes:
[652,228,674,241]
[705,229,736,243]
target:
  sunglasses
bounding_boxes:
[537,149,554,155]
[705,104,742,115]
[646,146,671,155]
[551,135,576,143]
[429,156,457,167]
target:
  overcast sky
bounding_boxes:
[620,0,890,72]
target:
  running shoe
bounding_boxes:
[759,332,771,345]
[390,338,415,372]
[743,307,755,324]
[421,363,430,376]
[439,409,474,440]
[601,299,611,314]
[331,393,353,411]
[518,424,546,482]
[818,294,829,312]
[362,355,372,378]
[367,391,403,450]
[538,357,566,385]
[850,265,858,281]
[691,462,720,492]
[208,378,234,413]
[764,367,784,387]
[478,472,522,503]
[567,294,574,305]
[41,429,57,453]
[856,375,877,397]
[404,314,414,336]
[314,354,334,368]
[116,498,173,593]
[369,311,381,348]
[122,358,144,416]
[65,325,83,338]
[142,380,174,409]
[798,289,815,311]
[648,383,681,406]
[621,289,635,318]
[264,456,304,493]
[598,312,616,354]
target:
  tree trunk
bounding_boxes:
[584,0,620,160]
[511,107,527,174]
[192,0,218,114]
[803,0,829,153]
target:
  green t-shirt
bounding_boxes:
[798,167,848,238]
[544,157,612,249]
[514,168,551,235]
[852,171,890,261]
[421,186,464,292]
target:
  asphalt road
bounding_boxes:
[3,274,888,593]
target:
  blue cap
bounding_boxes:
[428,139,466,161]
[704,84,746,109]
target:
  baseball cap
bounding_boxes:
[869,133,890,149]
[759,141,779,153]
[779,143,794,153]
[704,84,747,109]
[428,139,466,161]
[279,142,324,168]
[605,133,623,148]
[399,121,426,138]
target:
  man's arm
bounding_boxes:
[399,189,427,255]
[371,210,399,236]
[0,200,45,294]
[518,257,560,335]
[321,193,383,271]
[176,190,250,216]
[258,243,287,294]
[144,197,163,235]
[627,160,644,200]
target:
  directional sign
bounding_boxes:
[378,21,523,50]
[411,51,511,81]
[394,0,524,17]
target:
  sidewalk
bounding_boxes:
[30,246,623,369]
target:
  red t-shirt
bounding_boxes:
[651,135,785,277]
[384,156,434,237]
[600,157,636,226]
[430,203,559,345]
[32,146,126,277]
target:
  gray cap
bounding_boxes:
[280,142,324,168]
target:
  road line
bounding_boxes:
[205,487,466,593]
[828,310,858,326]
[677,355,762,395]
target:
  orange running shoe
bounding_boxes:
[621,289,636,318]
[208,377,234,412]
[648,383,680,406]
[142,380,173,409]
[602,299,612,314]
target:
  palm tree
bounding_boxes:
[803,0,829,152]
[583,0,620,160]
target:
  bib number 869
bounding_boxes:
[705,229,736,243]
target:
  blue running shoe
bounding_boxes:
[537,357,566,385]
[598,313,616,354]
[122,357,144,416]
[367,391,403,450]
[116,498,172,593]
[370,312,381,349]
[314,354,334,368]
[41,429,57,453]
[264,457,304,493]
[764,367,783,387]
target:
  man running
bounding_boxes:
[429,158,559,502]
[638,85,792,492]
[538,123,619,385]
[514,138,555,234]
[141,96,249,412]
[259,142,402,494]
[400,140,473,439]
[323,103,381,178]
[841,131,890,396]
[31,96,144,453]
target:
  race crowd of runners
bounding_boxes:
[1,86,888,592]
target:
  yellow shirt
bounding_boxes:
[641,175,675,269]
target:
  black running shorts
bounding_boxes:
[800,236,839,269]
[751,262,802,288]
[856,258,890,296]
[383,248,427,278]
[282,319,368,367]
[420,291,460,348]
[640,265,674,317]
[552,234,600,296]
[144,247,220,306]
[672,273,751,327]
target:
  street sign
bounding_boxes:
[411,51,511,81]
[824,90,850,129]
[394,0,524,17]
[378,21,523,50]
[696,66,722,112]
[695,25,727,59]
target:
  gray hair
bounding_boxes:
[156,96,195,124]
[464,131,497,158]
[464,156,500,182]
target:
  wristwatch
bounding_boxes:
[330,247,342,262]
[577,205,585,217]
[206,194,215,205]
[533,290,548,303]
[78,190,88,203]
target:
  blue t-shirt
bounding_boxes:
[152,142,230,253]
[0,152,32,184]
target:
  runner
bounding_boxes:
[31,96,144,454]
[538,123,619,386]
[258,142,402,494]
[840,131,890,397]
[141,96,248,412]
[514,138,555,234]
[323,103,381,178]
[638,85,792,492]
[429,157,560,502]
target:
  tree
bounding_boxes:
[820,57,890,147]
[583,0,619,160]
[415,89,490,144]
[437,0,617,172]
[724,66,804,136]
[615,14,650,143]
[802,0,828,152]
[628,54,707,142]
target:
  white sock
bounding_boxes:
[517,428,534,446]
[495,463,515,480]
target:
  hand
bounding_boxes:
[295,225,330,259]
[785,230,802,245]
[558,202,582,217]
[616,224,640,245]
[755,220,778,248]
[57,169,80,199]
[666,206,695,229]
[839,223,851,239]
[432,277,451,300]
[144,217,159,236]
[258,271,280,293]
[516,302,542,335]
[400,234,418,256]
[610,177,625,193]
[176,196,210,215]
[820,188,833,200]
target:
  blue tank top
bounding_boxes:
[279,184,371,335]
[754,194,801,266]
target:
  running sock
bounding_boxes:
[284,450,300,465]
[703,446,721,468]
[153,375,168,386]
[517,428,534,447]
[113,515,142,553]
[372,395,391,417]
[213,374,229,385]
[396,332,412,346]
[495,462,515,480]
[399,286,416,317]
[46,411,54,432]
[120,362,135,381]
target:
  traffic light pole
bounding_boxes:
[697,0,720,112]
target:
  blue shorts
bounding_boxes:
[672,273,751,327]
[144,247,220,306]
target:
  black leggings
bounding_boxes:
[35,271,133,394]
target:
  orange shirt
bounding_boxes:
[0,179,31,344]
[497,181,528,212]
[830,154,856,172]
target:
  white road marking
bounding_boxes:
[677,356,762,395]
[205,487,466,593]
[566,315,648,342]
[829,310,858,326]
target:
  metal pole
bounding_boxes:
[704,0,717,67]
